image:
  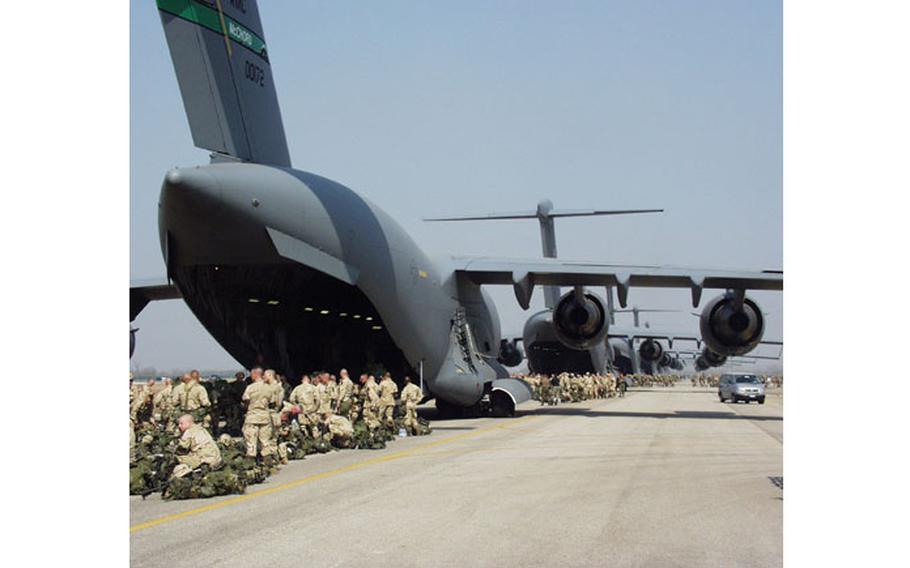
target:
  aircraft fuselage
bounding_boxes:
[158,162,501,407]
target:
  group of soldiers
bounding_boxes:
[129,367,430,500]
[629,374,681,388]
[518,371,789,404]
[688,374,783,388]
[519,372,626,405]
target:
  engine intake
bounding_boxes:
[639,339,664,362]
[699,292,765,356]
[497,339,524,367]
[552,289,608,350]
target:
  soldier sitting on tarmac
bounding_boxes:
[171,414,222,479]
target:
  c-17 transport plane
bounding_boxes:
[428,208,782,378]
[131,0,783,417]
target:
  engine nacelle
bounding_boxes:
[695,356,710,371]
[702,348,727,367]
[497,339,524,367]
[699,292,765,356]
[552,289,609,351]
[638,338,664,362]
[659,351,672,368]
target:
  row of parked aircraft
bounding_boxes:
[131,1,782,417]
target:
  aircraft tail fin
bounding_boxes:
[157,0,291,167]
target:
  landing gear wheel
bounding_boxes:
[490,391,516,418]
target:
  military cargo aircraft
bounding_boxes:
[131,0,782,417]
[430,202,780,378]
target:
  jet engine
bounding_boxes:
[702,348,727,367]
[699,292,765,356]
[639,338,664,362]
[552,289,609,350]
[497,339,524,367]
[658,352,672,367]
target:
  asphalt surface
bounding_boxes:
[130,388,783,567]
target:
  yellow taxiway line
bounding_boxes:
[130,414,537,533]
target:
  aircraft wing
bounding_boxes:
[131,278,181,321]
[450,256,782,310]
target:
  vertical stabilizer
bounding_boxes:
[157,0,291,167]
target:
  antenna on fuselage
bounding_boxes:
[424,200,663,309]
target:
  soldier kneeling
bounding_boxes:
[324,412,354,449]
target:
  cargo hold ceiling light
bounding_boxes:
[371,325,382,330]
[365,316,373,321]
[320,309,330,315]
[267,300,280,305]
[304,307,314,312]
[353,314,361,319]
[248,298,260,303]
[339,312,348,317]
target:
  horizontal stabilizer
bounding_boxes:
[130,279,182,321]
[425,208,662,222]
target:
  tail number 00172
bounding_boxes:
[244,60,265,87]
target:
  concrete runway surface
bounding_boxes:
[130,388,782,567]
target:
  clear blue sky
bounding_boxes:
[130,0,782,372]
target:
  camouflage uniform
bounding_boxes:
[174,379,212,426]
[325,414,354,448]
[241,380,277,458]
[558,373,570,402]
[130,386,154,427]
[400,381,422,434]
[265,372,284,457]
[289,381,319,438]
[152,382,174,423]
[362,377,381,431]
[171,423,223,478]
[378,375,399,428]
[335,375,355,418]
